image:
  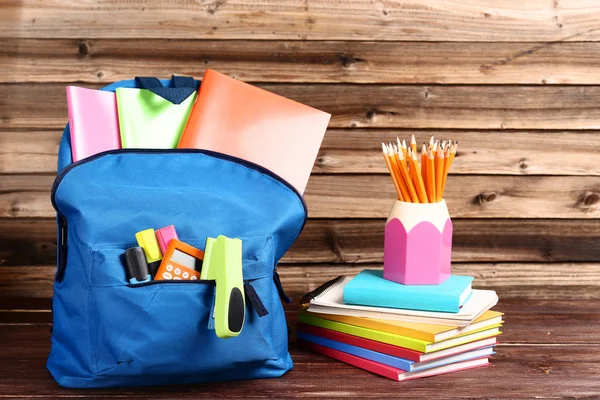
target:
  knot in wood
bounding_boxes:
[577,191,600,208]
[77,41,90,58]
[519,158,528,171]
[474,191,497,205]
[316,156,328,167]
[336,53,365,68]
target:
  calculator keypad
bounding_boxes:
[155,262,200,281]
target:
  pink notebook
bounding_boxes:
[66,86,121,162]
[299,340,489,381]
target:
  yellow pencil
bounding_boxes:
[382,143,404,201]
[409,149,428,203]
[410,134,417,154]
[441,141,451,191]
[396,149,420,203]
[388,144,412,201]
[420,143,428,199]
[435,147,445,201]
[427,148,436,202]
[442,141,457,195]
[399,138,408,162]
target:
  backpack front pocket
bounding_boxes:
[88,245,278,377]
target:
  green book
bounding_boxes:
[299,312,500,353]
[116,88,197,149]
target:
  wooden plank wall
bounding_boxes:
[1,1,600,318]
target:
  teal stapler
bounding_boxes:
[201,235,245,338]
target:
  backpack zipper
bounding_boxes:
[56,214,68,282]
[126,279,214,288]
[244,281,269,317]
[51,149,308,283]
[126,278,268,317]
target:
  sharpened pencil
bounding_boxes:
[410,134,417,154]
[427,148,436,202]
[409,149,428,203]
[435,147,445,202]
[382,143,404,201]
[442,142,457,196]
[442,141,451,192]
[399,138,408,162]
[396,149,420,203]
[388,144,412,201]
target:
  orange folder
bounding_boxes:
[178,69,331,194]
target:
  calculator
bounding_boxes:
[154,239,203,281]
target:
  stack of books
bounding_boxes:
[298,270,502,381]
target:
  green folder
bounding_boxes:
[116,88,197,148]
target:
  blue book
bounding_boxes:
[298,331,414,371]
[343,270,474,313]
[297,331,495,372]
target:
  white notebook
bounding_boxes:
[306,276,498,327]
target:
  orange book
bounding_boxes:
[312,310,503,343]
[178,69,331,194]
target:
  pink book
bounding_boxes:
[299,340,489,381]
[66,86,121,162]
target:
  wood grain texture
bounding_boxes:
[4,129,600,176]
[0,339,598,398]
[304,175,600,218]
[318,129,600,175]
[2,263,598,300]
[6,39,600,84]
[3,218,599,267]
[277,264,600,299]
[3,1,600,42]
[0,299,600,398]
[6,83,600,130]
[3,174,600,219]
[286,219,600,264]
[2,1,600,396]
[0,266,53,298]
[1,130,60,174]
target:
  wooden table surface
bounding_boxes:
[1,298,599,399]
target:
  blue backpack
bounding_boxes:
[47,77,306,388]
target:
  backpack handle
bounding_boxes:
[134,75,197,104]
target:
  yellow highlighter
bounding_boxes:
[201,235,245,338]
[135,228,162,276]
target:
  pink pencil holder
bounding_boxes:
[383,199,453,285]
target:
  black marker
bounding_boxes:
[123,247,152,284]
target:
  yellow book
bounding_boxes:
[298,312,501,353]
[314,310,504,343]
